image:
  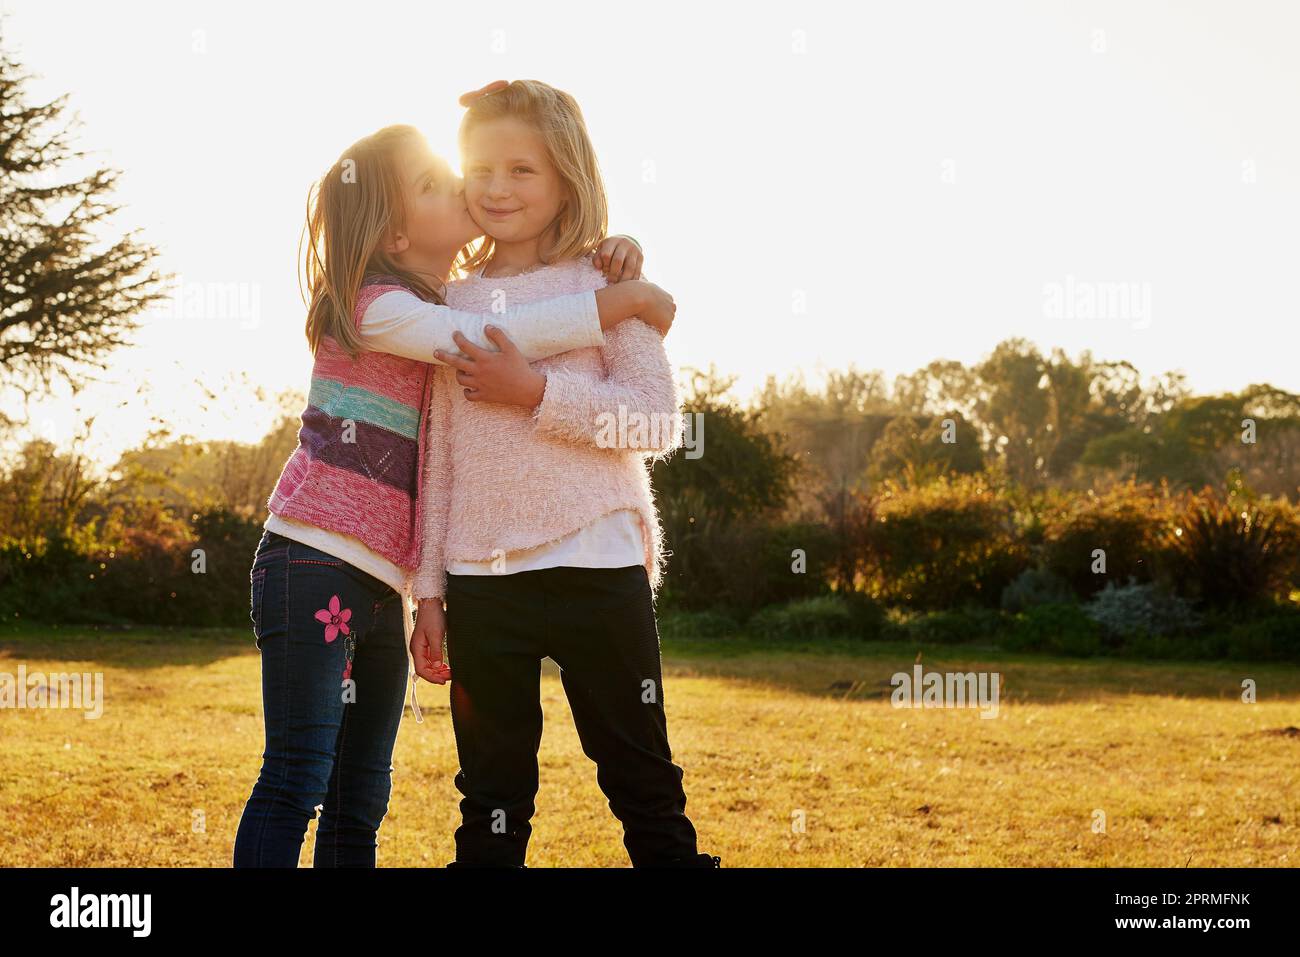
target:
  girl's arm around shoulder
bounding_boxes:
[358,281,673,363]
[358,286,603,364]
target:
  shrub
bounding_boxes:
[1041,481,1172,599]
[1000,566,1075,613]
[841,590,889,639]
[1218,606,1300,662]
[896,606,1007,644]
[1162,489,1300,609]
[864,474,1028,610]
[747,595,867,641]
[656,609,741,640]
[1001,603,1104,657]
[0,535,100,624]
[0,505,264,627]
[659,490,836,616]
[1084,579,1201,641]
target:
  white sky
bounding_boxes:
[3,0,1299,467]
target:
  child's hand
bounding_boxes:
[594,236,644,283]
[435,328,548,408]
[412,600,451,684]
[634,281,677,336]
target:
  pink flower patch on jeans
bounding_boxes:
[314,595,352,643]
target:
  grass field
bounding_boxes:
[2,624,1298,867]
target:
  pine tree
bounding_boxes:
[0,40,165,399]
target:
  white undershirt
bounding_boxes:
[446,508,644,576]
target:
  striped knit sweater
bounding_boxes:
[267,279,433,571]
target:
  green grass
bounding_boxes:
[2,624,1298,866]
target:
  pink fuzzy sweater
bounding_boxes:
[411,254,683,601]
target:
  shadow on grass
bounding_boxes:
[0,624,252,670]
[4,624,1300,706]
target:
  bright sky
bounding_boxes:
[3,0,1299,467]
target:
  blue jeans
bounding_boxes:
[233,530,410,867]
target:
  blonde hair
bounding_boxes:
[300,124,446,358]
[456,80,608,274]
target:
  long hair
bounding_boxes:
[300,125,445,358]
[456,80,608,274]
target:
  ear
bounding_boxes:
[383,231,410,256]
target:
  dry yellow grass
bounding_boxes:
[2,627,1298,867]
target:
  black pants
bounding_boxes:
[445,564,699,866]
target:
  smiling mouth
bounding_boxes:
[483,207,520,216]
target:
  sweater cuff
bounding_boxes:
[530,369,582,438]
[573,289,605,350]
[411,570,445,601]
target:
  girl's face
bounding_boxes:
[462,117,567,245]
[389,145,482,265]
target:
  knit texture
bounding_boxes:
[412,254,682,600]
[266,276,434,572]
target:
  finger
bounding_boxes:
[616,249,639,283]
[455,370,477,387]
[411,634,438,682]
[452,330,494,360]
[464,388,481,401]
[627,249,644,281]
[483,325,519,355]
[608,248,628,283]
[434,348,475,374]
[594,237,619,271]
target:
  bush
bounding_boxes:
[864,474,1028,610]
[894,606,1007,644]
[658,490,836,616]
[1000,566,1075,613]
[0,506,264,627]
[1162,490,1300,609]
[0,535,100,624]
[1001,603,1104,657]
[1084,579,1201,641]
[1041,481,1172,599]
[747,595,871,641]
[656,609,741,640]
[841,590,889,639]
[1218,606,1300,662]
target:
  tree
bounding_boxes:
[0,41,165,401]
[755,366,895,515]
[867,412,985,484]
[0,435,98,539]
[652,366,798,521]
